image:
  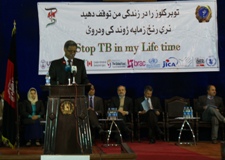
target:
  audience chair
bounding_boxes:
[164,96,190,141]
[193,98,225,141]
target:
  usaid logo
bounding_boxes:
[127,59,146,68]
[162,57,178,68]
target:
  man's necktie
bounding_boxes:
[68,59,71,66]
[90,97,93,108]
[67,59,72,79]
[148,98,153,110]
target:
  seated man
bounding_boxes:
[197,84,225,144]
[110,85,133,143]
[87,85,104,142]
[135,85,164,144]
[20,88,45,146]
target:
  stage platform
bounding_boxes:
[0,143,136,160]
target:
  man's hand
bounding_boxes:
[118,110,127,116]
[31,115,39,120]
[87,107,94,111]
[138,110,146,114]
[203,105,207,110]
[155,110,160,116]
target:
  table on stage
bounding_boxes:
[99,119,123,147]
[175,117,200,145]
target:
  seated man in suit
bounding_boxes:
[110,85,133,143]
[197,84,225,144]
[135,85,164,144]
[87,85,104,142]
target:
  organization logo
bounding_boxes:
[107,59,126,68]
[195,5,212,23]
[195,58,205,67]
[86,60,92,67]
[86,60,107,67]
[127,59,146,68]
[146,58,160,68]
[177,57,193,68]
[206,56,217,66]
[40,59,51,69]
[107,59,112,68]
[45,7,57,27]
[162,57,178,68]
[93,61,107,67]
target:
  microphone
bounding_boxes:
[71,66,77,84]
[71,66,77,74]
[65,65,71,72]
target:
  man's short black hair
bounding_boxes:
[144,85,153,92]
[64,40,77,49]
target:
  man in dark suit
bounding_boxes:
[87,85,104,142]
[49,40,90,85]
[135,85,163,144]
[111,85,133,143]
[197,85,225,144]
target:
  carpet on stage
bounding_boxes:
[0,141,221,160]
[97,141,219,160]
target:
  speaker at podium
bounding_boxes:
[41,84,92,154]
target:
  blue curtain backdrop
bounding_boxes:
[0,0,225,107]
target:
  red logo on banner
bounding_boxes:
[87,61,92,67]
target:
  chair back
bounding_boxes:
[103,99,112,118]
[165,96,190,118]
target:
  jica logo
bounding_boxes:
[162,57,178,68]
[127,59,146,68]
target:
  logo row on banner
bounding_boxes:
[38,1,218,74]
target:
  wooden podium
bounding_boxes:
[41,85,92,154]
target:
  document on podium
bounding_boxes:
[141,100,149,112]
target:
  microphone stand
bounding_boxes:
[72,72,76,84]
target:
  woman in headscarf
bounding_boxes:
[21,88,45,146]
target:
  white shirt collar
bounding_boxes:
[64,56,73,65]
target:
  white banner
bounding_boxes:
[38,0,218,75]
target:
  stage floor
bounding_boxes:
[0,143,136,160]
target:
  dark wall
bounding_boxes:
[0,0,225,107]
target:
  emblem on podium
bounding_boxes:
[60,101,74,114]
